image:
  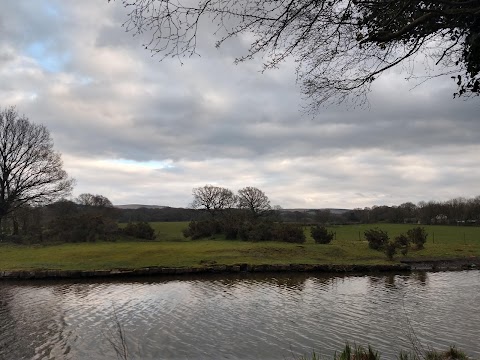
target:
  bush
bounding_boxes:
[123,222,156,240]
[220,218,240,240]
[222,222,239,240]
[394,233,410,256]
[182,220,220,240]
[240,221,274,242]
[407,227,428,249]
[385,240,398,260]
[44,214,119,243]
[311,225,334,244]
[364,228,389,250]
[273,223,306,243]
[237,221,305,243]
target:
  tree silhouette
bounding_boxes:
[114,0,480,107]
[237,186,271,218]
[0,107,74,228]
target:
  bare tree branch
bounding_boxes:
[191,184,237,217]
[112,0,480,107]
[237,186,271,218]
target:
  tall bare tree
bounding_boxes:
[114,0,480,107]
[191,184,237,217]
[0,107,74,228]
[237,186,271,218]
[76,193,113,207]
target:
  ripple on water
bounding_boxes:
[0,271,478,359]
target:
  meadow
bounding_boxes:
[0,222,479,271]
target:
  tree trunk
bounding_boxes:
[13,217,19,236]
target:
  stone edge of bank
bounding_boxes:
[0,259,478,280]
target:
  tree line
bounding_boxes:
[329,197,480,225]
[116,197,480,226]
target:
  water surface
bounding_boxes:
[0,271,478,359]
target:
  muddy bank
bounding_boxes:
[0,258,478,280]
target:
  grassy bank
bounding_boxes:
[0,223,479,271]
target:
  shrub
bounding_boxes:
[273,223,306,243]
[364,228,389,250]
[237,222,251,241]
[240,221,275,241]
[44,213,119,243]
[222,222,239,240]
[237,221,305,243]
[182,220,220,240]
[123,222,156,240]
[220,218,241,240]
[385,240,398,260]
[311,225,334,244]
[394,233,410,256]
[407,227,428,249]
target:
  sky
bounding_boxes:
[1,1,479,209]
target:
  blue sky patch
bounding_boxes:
[25,41,70,73]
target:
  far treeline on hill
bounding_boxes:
[116,196,480,226]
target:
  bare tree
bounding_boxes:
[113,0,480,108]
[76,193,114,207]
[237,186,271,218]
[191,184,237,217]
[0,107,74,229]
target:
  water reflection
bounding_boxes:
[0,271,478,359]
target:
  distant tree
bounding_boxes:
[115,0,480,107]
[191,185,237,218]
[0,107,74,230]
[314,209,331,224]
[76,193,113,207]
[237,186,271,218]
[270,204,283,221]
[399,202,418,219]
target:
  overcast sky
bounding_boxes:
[1,1,479,209]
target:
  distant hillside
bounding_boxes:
[113,205,351,223]
[114,205,349,213]
[115,204,169,210]
[281,208,350,215]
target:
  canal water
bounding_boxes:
[0,270,478,359]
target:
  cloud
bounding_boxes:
[0,0,479,208]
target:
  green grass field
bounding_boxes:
[0,222,479,271]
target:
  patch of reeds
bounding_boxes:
[296,343,472,360]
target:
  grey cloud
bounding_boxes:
[1,0,479,208]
